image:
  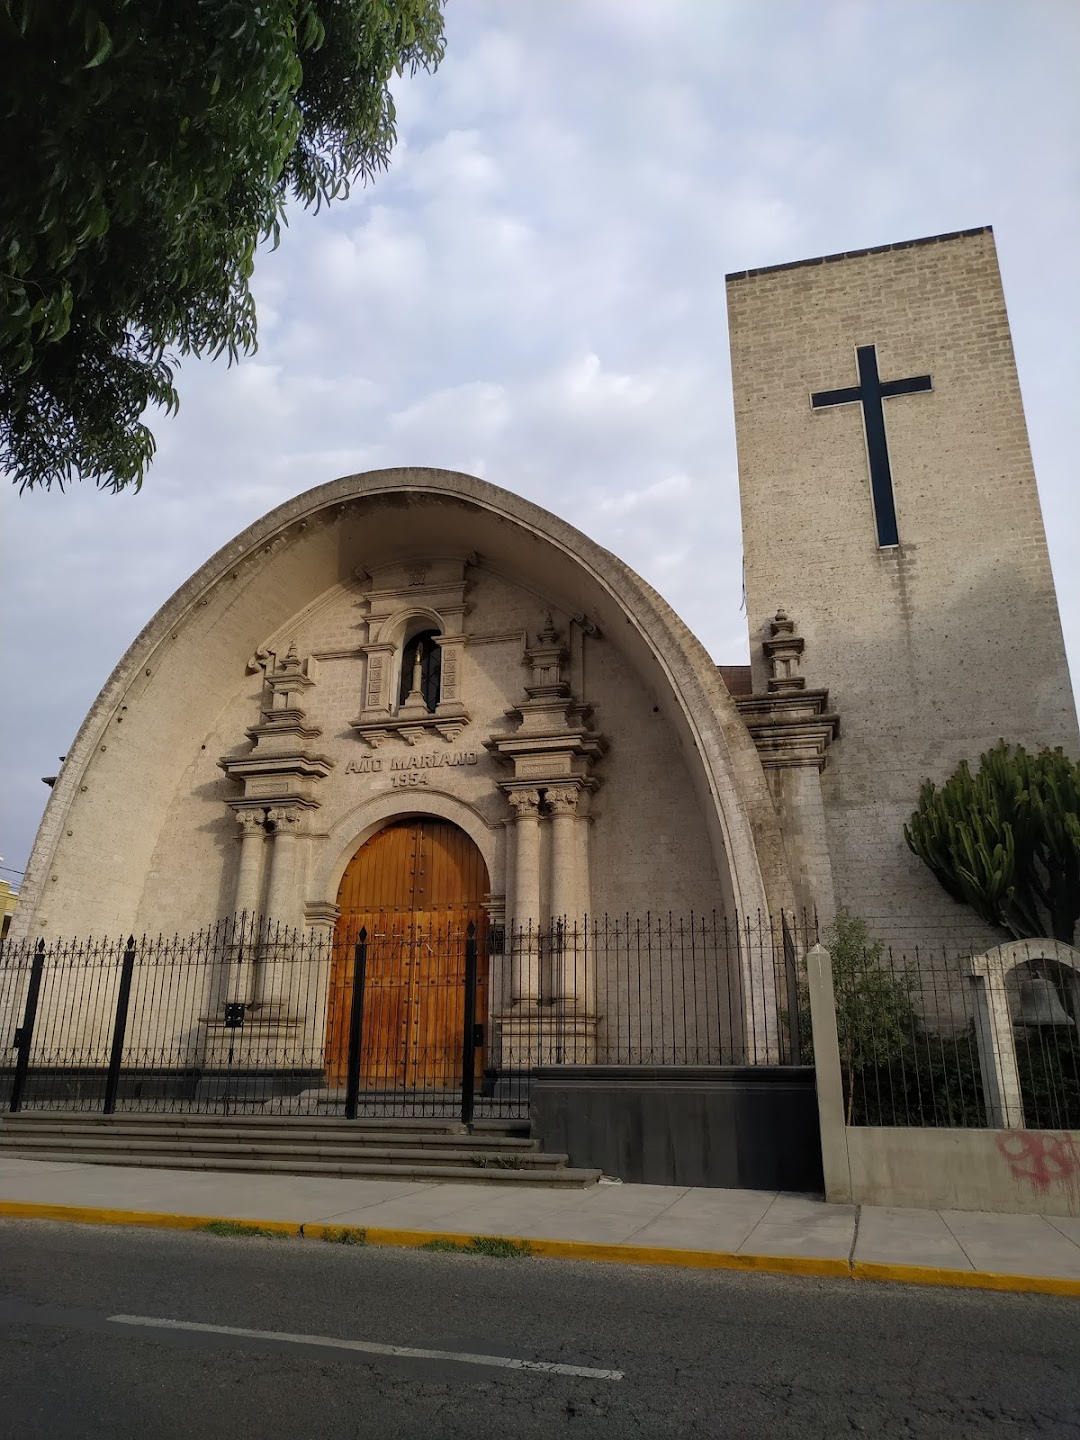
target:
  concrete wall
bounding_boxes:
[531,1064,823,1192]
[845,1125,1080,1217]
[806,943,1080,1217]
[730,229,1079,957]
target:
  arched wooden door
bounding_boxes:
[327,819,489,1090]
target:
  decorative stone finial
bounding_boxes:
[538,612,560,645]
[764,611,806,694]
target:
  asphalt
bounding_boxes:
[2,1219,1079,1439]
[2,1155,1080,1293]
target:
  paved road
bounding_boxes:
[1,1220,1078,1439]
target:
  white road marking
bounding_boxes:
[107,1313,624,1380]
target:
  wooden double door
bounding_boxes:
[327,819,489,1089]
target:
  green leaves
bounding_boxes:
[0,0,445,492]
[905,742,1080,943]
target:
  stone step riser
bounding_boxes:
[0,1129,538,1151]
[0,1150,600,1187]
[0,1140,565,1167]
[0,1116,528,1135]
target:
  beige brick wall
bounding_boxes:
[729,228,1079,956]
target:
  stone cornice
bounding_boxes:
[735,689,839,771]
[351,715,469,748]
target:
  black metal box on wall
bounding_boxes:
[530,1065,824,1192]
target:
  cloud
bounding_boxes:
[1,0,1077,877]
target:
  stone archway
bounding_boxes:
[969,939,1080,1128]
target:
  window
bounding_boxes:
[398,629,442,712]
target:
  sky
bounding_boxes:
[2,0,1078,884]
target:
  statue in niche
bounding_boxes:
[398,630,442,713]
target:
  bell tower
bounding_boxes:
[727,227,1078,951]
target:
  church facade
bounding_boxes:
[8,227,1078,1083]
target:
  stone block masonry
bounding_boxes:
[728,228,1079,956]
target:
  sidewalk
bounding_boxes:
[1,1154,1078,1295]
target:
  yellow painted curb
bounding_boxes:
[0,1201,300,1237]
[851,1258,1080,1298]
[2,1200,1078,1297]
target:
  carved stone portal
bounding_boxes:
[486,615,608,1063]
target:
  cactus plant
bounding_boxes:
[905,742,1080,943]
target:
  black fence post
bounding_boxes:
[103,937,137,1116]
[460,922,479,1128]
[344,928,368,1121]
[9,939,46,1114]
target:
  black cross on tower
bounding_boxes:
[811,345,932,548]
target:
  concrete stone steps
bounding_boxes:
[0,1112,597,1186]
[0,1120,537,1151]
[1,1134,565,1168]
[0,1148,600,1185]
[0,1112,528,1135]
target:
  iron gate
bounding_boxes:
[1,911,805,1118]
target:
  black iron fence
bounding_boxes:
[0,911,810,1120]
[820,938,1080,1130]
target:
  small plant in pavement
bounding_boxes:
[419,1235,530,1258]
[203,1220,285,1240]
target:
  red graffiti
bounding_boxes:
[996,1131,1080,1194]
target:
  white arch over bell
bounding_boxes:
[968,938,1080,1128]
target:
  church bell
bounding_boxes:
[1015,976,1073,1027]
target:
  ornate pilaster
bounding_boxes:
[232,808,269,921]
[434,633,467,717]
[265,806,304,921]
[546,782,586,1004]
[220,645,331,977]
[735,611,839,924]
[507,787,542,1005]
[220,643,333,814]
[216,649,329,1055]
[488,615,607,1065]
[251,805,305,1018]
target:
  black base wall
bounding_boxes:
[0,1068,323,1109]
[530,1065,823,1192]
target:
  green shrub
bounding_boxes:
[801,911,1080,1128]
[905,742,1080,943]
[321,1226,367,1246]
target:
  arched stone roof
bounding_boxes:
[13,467,793,938]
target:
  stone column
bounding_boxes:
[265,806,304,925]
[303,901,340,1065]
[805,943,853,1204]
[259,805,305,1015]
[228,809,268,1005]
[547,784,582,1004]
[969,957,1025,1128]
[508,788,542,1004]
[232,809,268,923]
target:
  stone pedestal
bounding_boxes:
[495,1008,600,1068]
[199,1015,311,1071]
